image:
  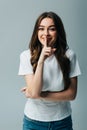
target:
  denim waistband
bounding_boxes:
[23,115,73,130]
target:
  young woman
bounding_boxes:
[18,11,81,130]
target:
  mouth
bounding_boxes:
[47,38,55,47]
[47,37,52,44]
[41,36,55,47]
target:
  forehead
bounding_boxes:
[39,18,55,26]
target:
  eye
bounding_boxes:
[38,27,44,31]
[49,27,56,31]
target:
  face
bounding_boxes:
[38,18,57,47]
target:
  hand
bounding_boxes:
[38,37,56,64]
[21,86,42,99]
[20,86,31,98]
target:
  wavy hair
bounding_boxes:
[29,12,71,90]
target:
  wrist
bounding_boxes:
[38,60,44,65]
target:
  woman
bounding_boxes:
[18,11,81,130]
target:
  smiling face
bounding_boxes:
[37,18,57,47]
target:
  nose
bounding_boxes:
[44,29,49,35]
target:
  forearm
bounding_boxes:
[40,87,77,101]
[26,62,44,98]
[26,40,56,98]
[40,91,73,101]
[40,77,77,101]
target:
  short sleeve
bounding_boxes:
[18,50,33,76]
[66,49,81,78]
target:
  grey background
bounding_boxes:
[0,0,87,130]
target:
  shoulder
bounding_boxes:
[20,49,31,59]
[20,49,30,56]
[65,48,76,60]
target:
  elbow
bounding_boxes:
[31,93,40,99]
[69,93,77,101]
[70,96,76,101]
[26,91,40,99]
[25,88,40,99]
[26,93,39,99]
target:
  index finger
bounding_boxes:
[44,37,48,47]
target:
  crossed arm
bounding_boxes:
[40,77,77,101]
[21,62,78,101]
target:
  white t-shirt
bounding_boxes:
[18,48,81,121]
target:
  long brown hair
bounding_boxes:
[29,12,71,90]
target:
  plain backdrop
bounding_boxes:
[0,0,87,130]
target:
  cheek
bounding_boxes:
[37,33,44,45]
[52,33,57,40]
[38,33,41,41]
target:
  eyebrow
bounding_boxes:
[39,25,55,27]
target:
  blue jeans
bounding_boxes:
[23,115,73,130]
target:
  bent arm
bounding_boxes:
[24,62,44,98]
[23,39,56,98]
[40,77,78,101]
